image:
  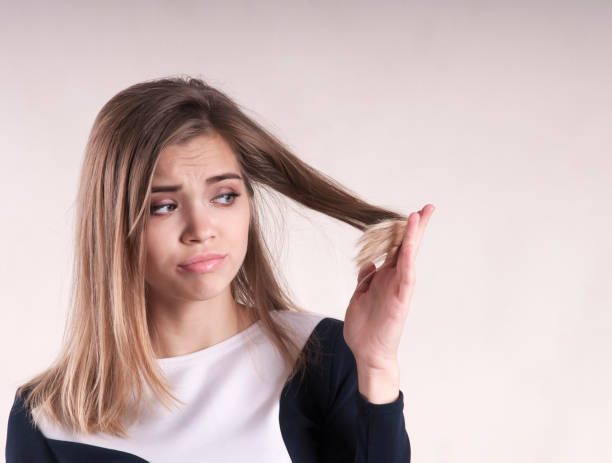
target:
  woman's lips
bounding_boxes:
[179,252,226,266]
[178,255,226,274]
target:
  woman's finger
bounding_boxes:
[358,261,376,281]
[381,243,399,269]
[356,262,376,293]
[397,211,419,304]
[413,204,435,258]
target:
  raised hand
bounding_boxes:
[344,204,435,403]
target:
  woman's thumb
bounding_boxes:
[356,262,376,293]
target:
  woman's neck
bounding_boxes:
[147,290,255,359]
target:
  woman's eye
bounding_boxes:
[150,193,240,216]
[214,192,240,205]
[150,203,176,215]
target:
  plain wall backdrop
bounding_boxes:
[1,0,610,461]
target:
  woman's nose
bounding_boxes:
[182,203,216,242]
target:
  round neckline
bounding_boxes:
[156,319,262,366]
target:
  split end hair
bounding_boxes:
[354,217,408,270]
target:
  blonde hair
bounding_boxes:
[17,75,407,437]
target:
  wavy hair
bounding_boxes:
[17,75,406,436]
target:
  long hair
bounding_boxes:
[17,75,407,437]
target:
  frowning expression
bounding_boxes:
[144,132,250,301]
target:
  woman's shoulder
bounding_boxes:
[7,386,35,424]
[267,310,348,363]
[268,308,328,323]
[268,310,344,342]
[6,387,58,462]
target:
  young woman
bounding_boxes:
[6,76,434,462]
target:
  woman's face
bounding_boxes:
[144,132,250,302]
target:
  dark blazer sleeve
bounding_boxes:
[321,318,411,463]
[6,390,57,462]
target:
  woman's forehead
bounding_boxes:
[154,134,239,179]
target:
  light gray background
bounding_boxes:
[1,1,611,461]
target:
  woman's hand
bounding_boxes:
[344,204,435,402]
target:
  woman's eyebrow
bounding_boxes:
[151,172,242,193]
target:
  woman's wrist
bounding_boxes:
[356,361,401,404]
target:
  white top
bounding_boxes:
[33,310,326,462]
